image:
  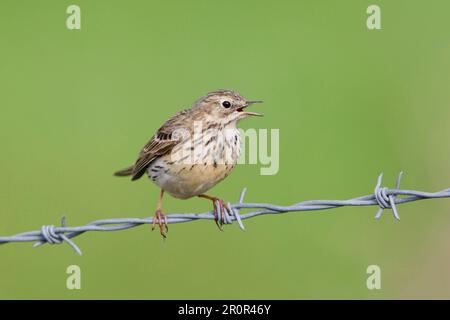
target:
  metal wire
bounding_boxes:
[1,172,450,255]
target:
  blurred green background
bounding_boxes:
[1,0,450,299]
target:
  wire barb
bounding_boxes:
[1,172,450,255]
[374,171,403,220]
[33,216,83,255]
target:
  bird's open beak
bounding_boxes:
[237,100,263,117]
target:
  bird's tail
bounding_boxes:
[114,166,134,177]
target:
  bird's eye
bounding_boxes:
[222,101,231,108]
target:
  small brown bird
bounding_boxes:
[114,90,262,237]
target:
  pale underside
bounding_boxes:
[147,126,242,199]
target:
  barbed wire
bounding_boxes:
[1,172,450,255]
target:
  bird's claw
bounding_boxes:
[213,198,231,231]
[152,209,168,238]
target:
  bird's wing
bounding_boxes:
[131,109,190,180]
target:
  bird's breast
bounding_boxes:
[147,128,241,199]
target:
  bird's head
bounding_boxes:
[192,90,263,126]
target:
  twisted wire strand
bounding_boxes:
[1,172,450,255]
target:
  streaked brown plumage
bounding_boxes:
[114,89,262,237]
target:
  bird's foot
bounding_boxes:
[211,197,230,231]
[198,194,232,231]
[152,209,168,238]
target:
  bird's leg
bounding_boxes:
[152,189,168,237]
[198,194,228,231]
